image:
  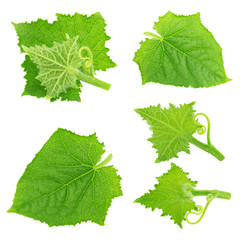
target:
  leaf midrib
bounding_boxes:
[10,168,95,211]
[162,38,224,80]
[138,110,181,134]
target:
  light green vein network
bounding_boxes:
[8,129,122,226]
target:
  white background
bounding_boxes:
[0,0,239,239]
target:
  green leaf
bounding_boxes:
[21,55,47,98]
[135,163,231,228]
[135,163,197,228]
[8,129,122,226]
[135,102,225,162]
[22,55,81,102]
[57,81,81,102]
[135,102,198,162]
[134,11,230,88]
[13,12,116,101]
[53,12,116,71]
[23,37,82,99]
[23,35,111,99]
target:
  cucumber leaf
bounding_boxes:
[21,55,82,102]
[8,129,122,226]
[134,11,230,88]
[135,102,224,162]
[135,163,197,228]
[135,163,231,228]
[13,12,116,101]
[23,37,81,99]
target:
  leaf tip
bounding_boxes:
[7,206,15,213]
[134,108,141,114]
[170,162,176,167]
[190,101,196,106]
[154,158,162,163]
[94,11,103,18]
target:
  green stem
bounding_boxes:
[96,154,113,169]
[144,32,162,40]
[189,136,225,161]
[186,189,231,225]
[70,67,111,91]
[192,189,231,200]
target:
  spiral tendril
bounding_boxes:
[186,194,215,225]
[78,46,94,76]
[194,113,211,145]
[196,124,206,135]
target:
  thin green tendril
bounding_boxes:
[78,46,94,76]
[186,194,216,225]
[194,113,211,145]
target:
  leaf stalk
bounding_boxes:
[189,136,225,161]
[186,189,231,225]
[192,189,231,200]
[144,32,163,40]
[70,67,111,91]
[191,113,225,161]
[96,154,113,169]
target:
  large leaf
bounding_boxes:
[8,129,122,226]
[134,11,230,87]
[13,12,116,101]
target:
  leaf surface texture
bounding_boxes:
[134,11,230,87]
[8,129,122,226]
[13,12,116,101]
[135,102,198,162]
[23,37,81,98]
[135,163,197,228]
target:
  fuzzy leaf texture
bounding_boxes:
[135,163,197,228]
[135,102,198,162]
[134,11,230,87]
[8,129,122,226]
[136,102,225,162]
[135,163,231,228]
[23,37,82,99]
[13,12,116,101]
[21,55,81,102]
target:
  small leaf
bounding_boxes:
[135,102,225,162]
[23,37,81,99]
[135,163,197,228]
[21,55,81,102]
[134,11,230,88]
[8,129,122,226]
[135,163,231,228]
[135,102,198,162]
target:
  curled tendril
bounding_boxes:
[186,194,216,225]
[186,205,203,224]
[78,46,94,76]
[194,113,211,145]
[196,124,206,135]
